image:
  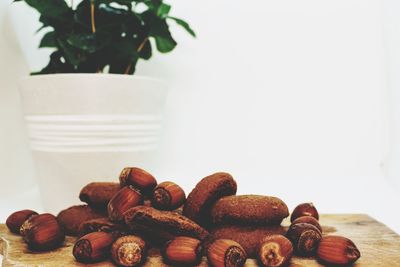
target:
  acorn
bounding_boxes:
[119,167,157,195]
[207,239,247,267]
[290,203,319,222]
[291,216,322,232]
[20,213,65,251]
[152,181,186,211]
[257,235,293,267]
[108,185,144,222]
[6,209,38,234]
[111,235,147,266]
[317,235,361,265]
[73,232,115,263]
[286,223,322,256]
[162,236,203,266]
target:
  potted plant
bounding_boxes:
[15,0,195,213]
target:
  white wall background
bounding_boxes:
[1,0,400,232]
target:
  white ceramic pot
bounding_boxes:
[19,74,167,213]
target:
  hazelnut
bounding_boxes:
[207,239,247,267]
[73,232,114,263]
[257,235,293,267]
[111,235,147,267]
[286,223,322,256]
[152,181,186,211]
[6,209,38,234]
[119,167,157,195]
[20,213,65,251]
[162,236,202,266]
[290,203,319,222]
[108,186,144,222]
[291,216,322,232]
[317,235,360,265]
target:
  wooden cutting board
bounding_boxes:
[1,214,399,266]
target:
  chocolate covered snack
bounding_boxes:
[57,205,106,236]
[79,182,121,210]
[206,224,286,257]
[124,206,209,241]
[211,195,289,226]
[183,172,237,227]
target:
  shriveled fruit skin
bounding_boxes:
[183,172,237,227]
[124,206,209,241]
[78,217,129,238]
[57,205,105,236]
[211,195,289,226]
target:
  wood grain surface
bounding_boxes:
[1,214,399,266]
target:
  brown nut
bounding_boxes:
[207,224,286,258]
[6,209,38,234]
[108,186,144,222]
[111,235,147,267]
[290,203,319,222]
[162,236,203,266]
[286,223,322,256]
[207,239,247,267]
[152,181,186,211]
[257,235,293,267]
[79,182,121,210]
[317,235,361,265]
[73,232,115,263]
[291,216,322,232]
[119,167,157,196]
[20,213,65,251]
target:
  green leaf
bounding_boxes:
[154,35,176,53]
[111,39,138,60]
[39,13,74,32]
[57,37,86,66]
[157,3,170,18]
[66,33,111,53]
[39,31,56,48]
[23,0,70,19]
[32,51,75,74]
[168,16,196,37]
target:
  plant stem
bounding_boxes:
[90,0,96,33]
[137,37,149,53]
[71,0,73,8]
[124,37,149,74]
[124,64,132,74]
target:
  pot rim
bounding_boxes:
[20,73,166,86]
